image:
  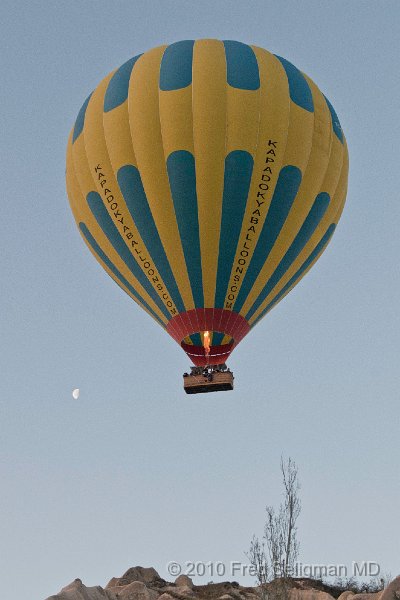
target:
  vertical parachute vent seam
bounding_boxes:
[117,165,186,314]
[233,165,302,313]
[246,192,331,320]
[166,151,204,308]
[86,191,172,320]
[79,222,165,327]
[215,151,254,308]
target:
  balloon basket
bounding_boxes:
[183,364,234,394]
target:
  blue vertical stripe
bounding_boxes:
[86,192,171,320]
[79,222,165,327]
[160,40,194,91]
[190,333,202,346]
[72,92,93,143]
[324,94,344,143]
[275,55,314,112]
[233,165,302,313]
[167,151,204,308]
[215,151,254,308]
[252,224,336,327]
[117,165,185,314]
[212,332,225,345]
[223,40,260,90]
[104,54,142,112]
[246,192,330,320]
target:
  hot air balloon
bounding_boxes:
[66,39,348,393]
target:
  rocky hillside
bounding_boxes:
[45,566,400,600]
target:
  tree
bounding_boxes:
[247,457,301,598]
[248,535,269,598]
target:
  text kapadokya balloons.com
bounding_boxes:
[66,39,348,367]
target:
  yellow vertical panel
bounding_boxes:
[331,139,349,225]
[225,86,260,155]
[103,100,138,171]
[282,103,314,168]
[303,75,332,158]
[66,132,168,325]
[248,144,349,325]
[128,45,195,310]
[159,86,194,156]
[249,164,349,327]
[222,49,290,309]
[67,131,87,221]
[240,81,330,316]
[238,98,315,316]
[192,39,227,307]
[319,134,346,205]
[70,126,138,295]
[271,81,331,248]
[82,73,178,317]
[71,128,98,200]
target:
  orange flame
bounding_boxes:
[203,330,211,358]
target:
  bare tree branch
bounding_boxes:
[247,457,301,600]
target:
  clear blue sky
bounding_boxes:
[1,2,399,599]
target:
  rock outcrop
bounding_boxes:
[46,578,117,600]
[175,576,194,589]
[380,577,400,600]
[107,567,167,589]
[290,589,336,600]
[337,592,355,600]
[352,594,382,600]
[46,567,399,600]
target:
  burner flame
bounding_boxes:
[203,330,211,358]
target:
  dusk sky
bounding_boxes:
[1,2,399,599]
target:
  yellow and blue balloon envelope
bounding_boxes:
[66,39,348,366]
